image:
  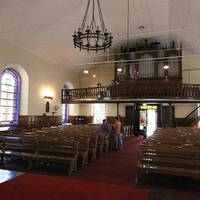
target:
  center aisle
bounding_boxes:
[72,136,143,186]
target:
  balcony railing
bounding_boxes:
[61,84,200,103]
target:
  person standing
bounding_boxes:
[100,119,109,134]
[113,117,123,150]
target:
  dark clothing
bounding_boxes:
[100,123,109,134]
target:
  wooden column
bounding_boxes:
[134,103,140,134]
[157,103,163,127]
[169,103,173,127]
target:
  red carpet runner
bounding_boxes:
[72,136,143,186]
[0,173,149,200]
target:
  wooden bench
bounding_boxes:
[88,135,98,161]
[0,135,79,175]
[77,137,90,167]
[0,135,37,167]
[34,139,79,175]
[136,127,200,183]
[97,134,104,158]
[137,164,200,180]
[0,125,113,173]
[62,135,90,168]
[103,134,110,153]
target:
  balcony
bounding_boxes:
[61,83,200,104]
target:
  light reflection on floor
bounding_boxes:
[0,169,23,183]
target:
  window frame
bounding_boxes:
[0,68,21,128]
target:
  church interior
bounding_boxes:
[0,0,200,199]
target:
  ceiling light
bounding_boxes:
[73,0,113,52]
[92,74,96,78]
[83,70,89,74]
[163,65,170,70]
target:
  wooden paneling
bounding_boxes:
[68,116,93,124]
[18,115,62,129]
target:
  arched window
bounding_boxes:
[0,69,21,128]
[62,84,69,123]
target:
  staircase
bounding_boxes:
[176,105,200,127]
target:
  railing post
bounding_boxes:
[85,88,87,99]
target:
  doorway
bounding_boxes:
[139,105,157,137]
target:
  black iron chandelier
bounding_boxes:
[73,0,113,52]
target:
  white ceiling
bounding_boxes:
[0,0,200,71]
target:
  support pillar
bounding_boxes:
[169,103,173,127]
[116,103,119,117]
[160,103,163,127]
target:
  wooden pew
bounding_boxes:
[136,127,200,183]
[62,135,90,168]
[32,139,79,175]
[97,134,104,158]
[0,124,113,174]
[0,135,37,167]
[103,134,110,153]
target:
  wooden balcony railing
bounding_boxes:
[62,86,110,101]
[61,84,200,103]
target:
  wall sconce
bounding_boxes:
[163,64,170,78]
[44,96,53,100]
[163,65,170,70]
[44,96,53,113]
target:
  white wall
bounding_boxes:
[81,64,114,88]
[79,64,119,117]
[79,104,93,116]
[175,104,197,118]
[182,50,200,84]
[0,40,80,116]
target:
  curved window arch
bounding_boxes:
[0,69,21,128]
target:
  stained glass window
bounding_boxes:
[0,69,20,128]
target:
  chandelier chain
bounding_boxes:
[73,0,113,52]
[97,0,106,32]
[81,0,91,31]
